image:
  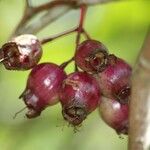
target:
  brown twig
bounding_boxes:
[75,4,87,49]
[40,27,90,45]
[128,27,150,150]
[11,0,119,37]
[74,4,87,71]
[41,27,78,44]
[82,28,91,40]
[60,57,74,69]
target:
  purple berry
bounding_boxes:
[95,55,132,103]
[20,62,67,118]
[59,72,101,126]
[99,97,129,135]
[75,40,109,73]
[0,34,42,70]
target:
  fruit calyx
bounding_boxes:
[62,102,87,126]
[85,48,109,73]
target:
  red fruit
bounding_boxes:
[95,55,132,103]
[75,40,109,73]
[59,72,101,126]
[20,63,67,118]
[99,97,129,135]
[0,34,42,70]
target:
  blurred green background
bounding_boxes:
[0,0,149,150]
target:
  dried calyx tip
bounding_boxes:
[116,86,131,104]
[26,109,41,119]
[87,49,109,73]
[62,106,87,126]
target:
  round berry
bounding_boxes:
[75,40,108,73]
[0,34,42,70]
[59,72,101,126]
[99,97,129,135]
[20,62,67,118]
[95,55,132,103]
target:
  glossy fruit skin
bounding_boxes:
[59,72,101,126]
[99,97,129,135]
[0,34,42,70]
[75,40,108,74]
[20,62,67,118]
[95,55,132,103]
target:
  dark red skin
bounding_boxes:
[59,72,101,126]
[20,63,67,118]
[0,34,42,70]
[75,40,108,74]
[95,55,132,103]
[99,97,129,135]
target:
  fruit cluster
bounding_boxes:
[0,34,131,135]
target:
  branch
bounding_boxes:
[75,0,119,5]
[11,0,119,37]
[41,27,78,44]
[128,27,150,150]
